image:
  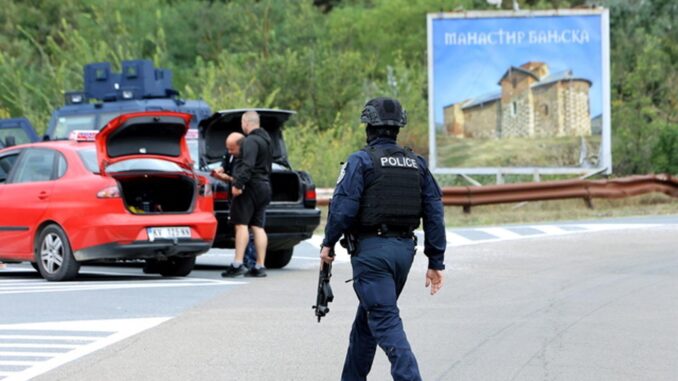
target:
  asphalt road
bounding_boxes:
[1,215,677,380]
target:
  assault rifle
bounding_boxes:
[313,247,335,322]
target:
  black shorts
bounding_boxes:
[230,181,271,227]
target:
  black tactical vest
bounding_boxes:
[358,145,422,231]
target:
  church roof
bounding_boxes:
[445,65,592,111]
[461,91,501,109]
[531,70,592,88]
[497,66,540,85]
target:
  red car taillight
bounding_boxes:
[214,190,229,201]
[304,186,316,208]
[97,186,120,198]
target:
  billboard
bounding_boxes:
[427,9,611,175]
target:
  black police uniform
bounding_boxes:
[322,133,446,380]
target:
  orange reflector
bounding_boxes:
[214,190,229,201]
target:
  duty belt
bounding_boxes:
[357,225,414,239]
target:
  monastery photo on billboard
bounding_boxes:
[442,61,601,140]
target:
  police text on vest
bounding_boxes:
[380,156,418,169]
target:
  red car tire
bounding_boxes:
[34,224,80,281]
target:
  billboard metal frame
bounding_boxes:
[427,9,611,177]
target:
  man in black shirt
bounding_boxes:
[222,111,273,278]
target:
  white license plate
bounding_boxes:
[147,227,191,242]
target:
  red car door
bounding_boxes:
[0,148,24,256]
[0,148,56,259]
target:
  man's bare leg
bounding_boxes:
[233,224,249,264]
[251,226,267,266]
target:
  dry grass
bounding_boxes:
[314,193,678,233]
[436,134,602,168]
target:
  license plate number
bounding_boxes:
[147,227,191,242]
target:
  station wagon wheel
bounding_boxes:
[264,248,294,269]
[158,255,196,277]
[35,224,80,281]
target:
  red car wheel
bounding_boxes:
[35,224,80,281]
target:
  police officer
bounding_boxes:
[320,97,446,381]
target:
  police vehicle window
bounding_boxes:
[56,152,68,178]
[0,127,30,145]
[0,152,20,182]
[13,149,56,183]
[97,112,122,129]
[189,114,199,129]
[54,115,96,139]
[77,148,99,173]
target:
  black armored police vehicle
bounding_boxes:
[44,59,212,141]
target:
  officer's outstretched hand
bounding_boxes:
[425,269,444,295]
[320,246,335,265]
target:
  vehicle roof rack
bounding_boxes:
[80,59,177,103]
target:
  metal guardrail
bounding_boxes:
[317,174,678,211]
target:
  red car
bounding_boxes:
[0,112,217,281]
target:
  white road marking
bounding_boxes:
[574,223,661,231]
[0,280,47,284]
[530,225,569,235]
[200,252,230,257]
[0,335,97,341]
[0,343,79,349]
[0,351,60,357]
[476,227,523,239]
[305,223,665,252]
[0,360,34,366]
[445,232,475,246]
[0,278,244,296]
[0,318,169,381]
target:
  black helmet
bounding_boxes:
[360,97,407,127]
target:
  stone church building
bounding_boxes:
[443,62,592,139]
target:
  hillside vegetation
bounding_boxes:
[0,0,675,186]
